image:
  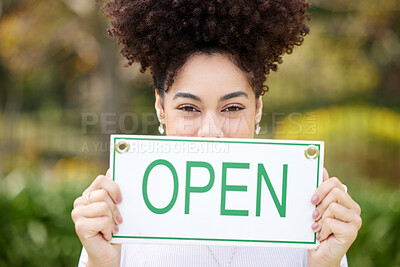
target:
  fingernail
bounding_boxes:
[316,233,321,240]
[106,234,112,241]
[311,195,319,204]
[116,195,122,204]
[117,213,123,224]
[312,209,319,219]
[114,225,119,233]
[311,222,319,230]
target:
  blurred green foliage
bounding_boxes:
[347,182,400,267]
[0,172,84,266]
[0,171,399,267]
[0,0,399,266]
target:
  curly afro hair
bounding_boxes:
[100,0,311,98]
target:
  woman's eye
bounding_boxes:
[178,105,200,112]
[223,105,244,112]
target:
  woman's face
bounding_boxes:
[155,53,263,138]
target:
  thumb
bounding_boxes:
[323,168,330,182]
[106,168,111,178]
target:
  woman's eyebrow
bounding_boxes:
[219,91,248,102]
[173,92,201,102]
[172,91,248,102]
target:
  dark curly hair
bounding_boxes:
[100,0,311,98]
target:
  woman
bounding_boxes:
[71,0,362,266]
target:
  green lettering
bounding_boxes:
[185,161,215,214]
[142,159,179,214]
[256,164,288,217]
[221,162,249,216]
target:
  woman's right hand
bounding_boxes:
[71,169,123,267]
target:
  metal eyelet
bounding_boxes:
[304,145,319,160]
[115,140,130,154]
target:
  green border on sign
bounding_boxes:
[112,136,321,245]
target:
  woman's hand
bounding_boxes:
[71,169,123,267]
[307,168,362,267]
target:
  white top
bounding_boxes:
[78,244,348,267]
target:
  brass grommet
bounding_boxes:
[115,140,130,154]
[304,145,319,160]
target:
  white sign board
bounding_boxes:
[110,134,324,249]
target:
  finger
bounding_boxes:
[88,189,123,225]
[84,175,122,204]
[100,216,116,242]
[311,202,358,233]
[106,168,111,177]
[311,177,346,205]
[75,216,115,242]
[72,201,113,220]
[74,192,96,208]
[72,202,115,234]
[113,224,119,235]
[73,190,123,225]
[313,187,358,221]
[75,189,113,207]
[72,206,120,237]
[73,195,86,209]
[317,217,358,244]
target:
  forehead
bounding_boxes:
[166,53,254,99]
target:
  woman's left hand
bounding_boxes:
[307,168,362,267]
